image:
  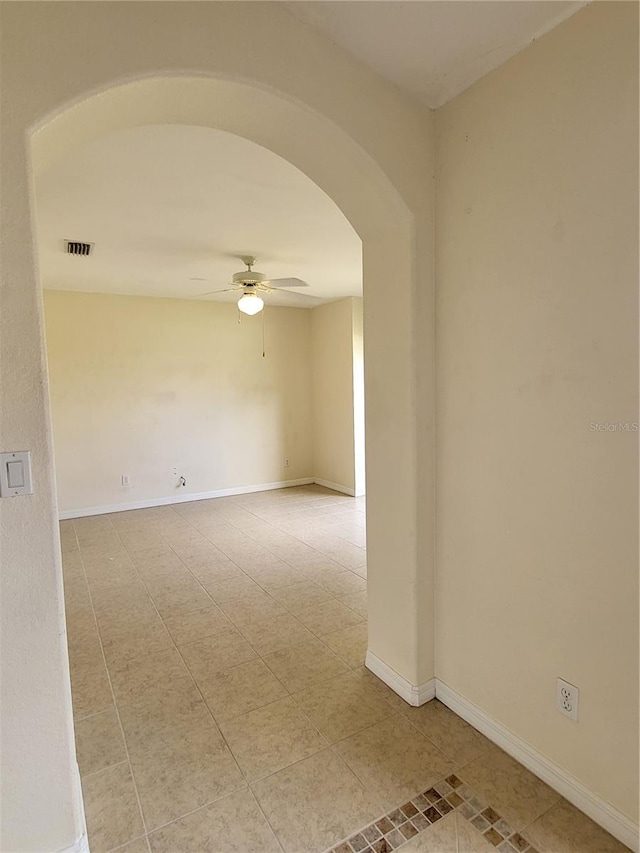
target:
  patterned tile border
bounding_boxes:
[325,774,540,853]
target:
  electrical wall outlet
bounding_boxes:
[284,457,290,467]
[557,677,579,721]
[121,474,131,487]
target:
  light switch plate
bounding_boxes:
[0,451,33,497]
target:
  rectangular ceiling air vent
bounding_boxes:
[65,240,93,256]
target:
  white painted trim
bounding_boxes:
[57,834,89,853]
[58,478,315,519]
[314,478,356,497]
[365,650,435,707]
[435,679,639,852]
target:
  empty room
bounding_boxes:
[0,2,637,853]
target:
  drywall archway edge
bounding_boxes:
[1,7,435,847]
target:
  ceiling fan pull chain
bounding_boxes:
[238,305,241,324]
[262,307,266,358]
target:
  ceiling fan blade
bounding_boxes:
[266,289,323,306]
[199,287,239,296]
[262,277,309,289]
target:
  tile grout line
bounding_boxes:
[152,504,313,853]
[110,517,292,852]
[105,516,361,690]
[70,488,369,851]
[245,786,288,853]
[79,758,129,781]
[105,517,252,848]
[72,517,150,842]
[98,499,367,704]
[105,830,150,853]
[150,495,364,630]
[141,500,367,698]
[170,489,365,577]
[119,514,364,843]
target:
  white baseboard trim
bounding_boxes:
[435,679,639,852]
[58,478,315,520]
[365,650,435,707]
[58,834,89,853]
[314,478,356,497]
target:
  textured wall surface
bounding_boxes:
[44,291,314,513]
[436,1,638,823]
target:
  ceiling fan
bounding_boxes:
[200,256,315,315]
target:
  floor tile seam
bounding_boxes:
[144,779,251,837]
[312,528,368,551]
[79,758,129,781]
[113,683,249,828]
[224,609,315,659]
[304,616,368,639]
[516,796,563,848]
[327,709,406,753]
[246,508,352,565]
[286,694,402,750]
[136,581,256,789]
[215,693,305,733]
[226,690,335,760]
[284,586,367,620]
[130,783,250,844]
[317,741,390,814]
[77,519,150,837]
[170,623,255,655]
[398,712,467,769]
[218,503,294,537]
[105,831,150,853]
[172,617,358,692]
[256,636,354,690]
[235,723,332,785]
[246,742,339,796]
[446,768,546,847]
[172,606,360,685]
[73,706,119,724]
[110,524,233,657]
[114,574,223,723]
[216,577,359,630]
[73,494,365,844]
[244,784,288,853]
[145,508,263,607]
[81,542,152,612]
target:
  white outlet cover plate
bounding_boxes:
[557,677,579,721]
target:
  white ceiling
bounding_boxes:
[35,125,362,308]
[284,1,586,108]
[35,4,586,306]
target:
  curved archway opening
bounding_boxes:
[36,118,365,507]
[30,74,424,695]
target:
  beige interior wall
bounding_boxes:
[1,3,434,845]
[311,298,357,494]
[352,298,366,497]
[435,1,638,823]
[43,291,313,513]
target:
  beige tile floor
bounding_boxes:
[61,485,630,853]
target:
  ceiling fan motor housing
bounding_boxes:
[232,269,266,286]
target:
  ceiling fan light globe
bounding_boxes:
[237,293,264,315]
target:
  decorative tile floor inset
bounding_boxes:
[325,774,545,853]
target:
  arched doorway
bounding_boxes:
[30,72,424,685]
[1,7,434,846]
